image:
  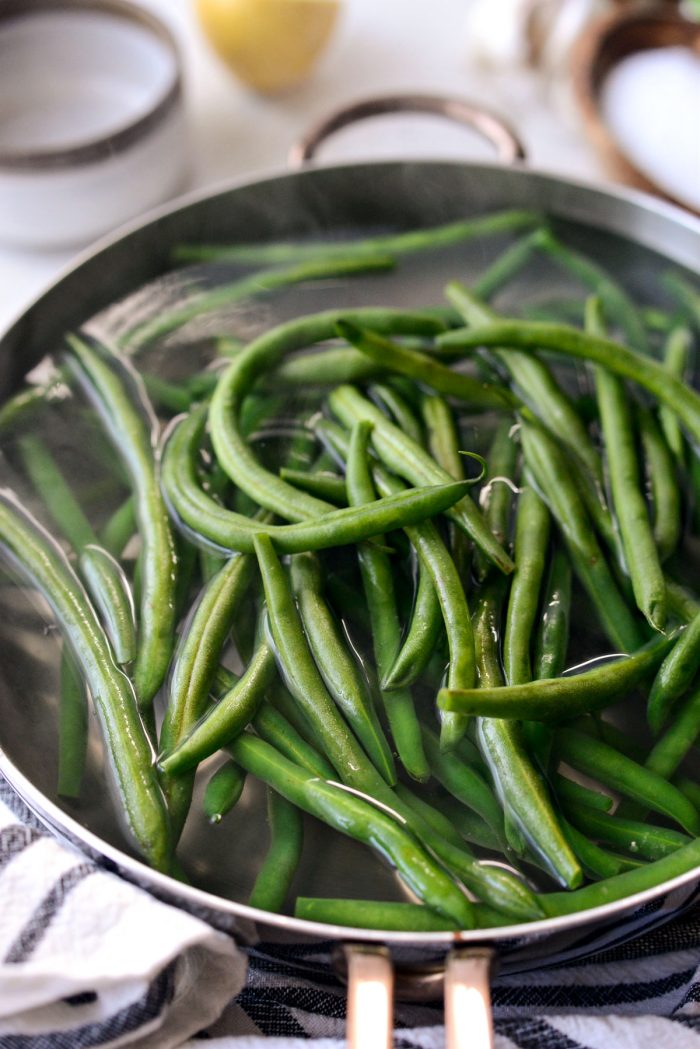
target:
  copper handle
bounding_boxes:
[444,946,496,1049]
[288,93,526,169]
[344,944,394,1049]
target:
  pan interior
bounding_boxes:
[0,172,698,925]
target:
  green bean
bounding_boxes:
[472,231,542,302]
[531,228,649,353]
[0,491,170,871]
[203,760,246,823]
[346,421,428,780]
[173,209,541,265]
[439,632,673,720]
[254,701,336,780]
[662,271,700,331]
[559,818,625,880]
[141,373,194,413]
[675,776,700,812]
[503,487,550,685]
[295,897,459,931]
[229,733,475,927]
[475,420,518,583]
[391,781,542,920]
[208,308,449,521]
[18,433,98,550]
[279,468,347,504]
[562,805,691,862]
[65,335,177,706]
[79,545,137,665]
[436,314,700,445]
[648,613,700,733]
[445,283,602,482]
[99,497,137,558]
[290,551,396,784]
[645,683,700,781]
[163,406,472,554]
[588,302,666,631]
[329,384,513,574]
[125,255,395,351]
[659,326,693,462]
[429,796,504,853]
[666,579,700,624]
[470,576,581,887]
[520,418,645,652]
[540,835,700,917]
[160,551,255,837]
[370,382,425,444]
[420,392,471,583]
[337,321,517,411]
[554,774,613,813]
[554,728,700,835]
[254,532,408,798]
[249,790,304,912]
[270,346,387,386]
[533,546,571,680]
[638,405,682,564]
[386,564,444,690]
[421,727,503,836]
[158,634,275,776]
[57,649,89,799]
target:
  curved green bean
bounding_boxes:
[648,613,700,733]
[79,544,137,665]
[204,760,246,823]
[249,790,304,912]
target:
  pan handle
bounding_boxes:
[288,94,526,168]
[342,942,496,1049]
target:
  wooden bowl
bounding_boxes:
[572,5,700,212]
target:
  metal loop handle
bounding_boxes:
[288,94,526,168]
[343,943,497,1049]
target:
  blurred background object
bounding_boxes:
[194,0,341,94]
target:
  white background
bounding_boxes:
[0,0,613,336]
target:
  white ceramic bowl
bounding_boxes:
[0,0,188,249]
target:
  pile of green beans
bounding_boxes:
[0,209,699,932]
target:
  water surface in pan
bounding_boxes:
[0,215,698,918]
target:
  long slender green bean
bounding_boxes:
[18,433,98,550]
[290,550,396,784]
[329,384,513,573]
[229,732,475,927]
[125,255,395,350]
[436,312,700,444]
[553,728,700,835]
[346,421,428,780]
[173,209,540,265]
[65,335,177,706]
[295,897,459,931]
[519,418,645,652]
[163,406,471,554]
[0,492,170,871]
[249,790,304,912]
[587,299,666,631]
[637,405,681,563]
[561,804,691,863]
[659,326,693,461]
[645,683,700,780]
[204,760,246,823]
[503,487,550,685]
[648,613,700,733]
[439,632,673,719]
[533,546,571,680]
[79,545,137,665]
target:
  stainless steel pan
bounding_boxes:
[1,97,699,1049]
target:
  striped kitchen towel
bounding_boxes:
[0,777,245,1048]
[3,771,700,1048]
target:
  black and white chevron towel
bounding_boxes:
[2,777,700,1049]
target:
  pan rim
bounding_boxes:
[1,157,699,945]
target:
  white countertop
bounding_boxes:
[0,0,613,337]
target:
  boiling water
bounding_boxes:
[0,219,698,912]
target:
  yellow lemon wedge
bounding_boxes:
[195,0,341,95]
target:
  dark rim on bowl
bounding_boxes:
[0,0,183,171]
